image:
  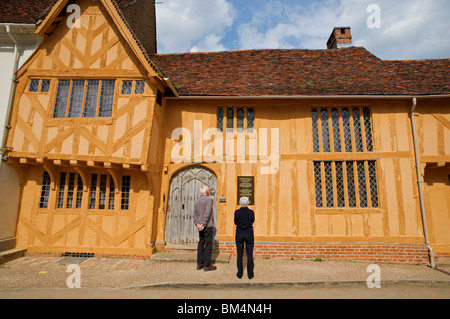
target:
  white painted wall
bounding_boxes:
[0,24,42,250]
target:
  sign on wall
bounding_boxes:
[237,176,254,206]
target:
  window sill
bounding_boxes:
[37,209,130,215]
[315,207,382,214]
[46,117,113,127]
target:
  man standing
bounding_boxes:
[193,185,216,271]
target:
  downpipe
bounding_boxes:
[1,25,20,159]
[410,97,436,268]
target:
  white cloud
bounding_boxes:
[156,0,234,53]
[190,34,227,52]
[155,0,450,59]
[236,0,450,59]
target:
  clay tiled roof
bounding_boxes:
[0,0,147,24]
[152,47,450,96]
[384,59,450,96]
[0,0,57,24]
[0,0,163,77]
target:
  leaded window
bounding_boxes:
[134,80,145,94]
[89,174,98,209]
[56,172,83,210]
[29,79,40,92]
[247,108,254,132]
[368,161,378,207]
[320,108,331,152]
[121,176,131,210]
[237,108,244,132]
[121,80,133,94]
[335,161,345,207]
[57,172,67,208]
[314,160,379,208]
[29,79,51,93]
[108,177,115,210]
[312,106,375,153]
[53,80,71,118]
[38,172,129,211]
[346,161,356,207]
[121,80,145,95]
[219,107,256,133]
[84,80,100,117]
[357,161,368,207]
[363,108,374,152]
[98,80,115,117]
[353,108,364,152]
[312,109,320,153]
[331,108,341,152]
[314,162,323,207]
[39,172,51,209]
[88,174,130,211]
[53,79,115,119]
[342,108,352,152]
[227,108,234,132]
[324,161,334,207]
[99,174,108,209]
[68,80,85,118]
[217,108,224,132]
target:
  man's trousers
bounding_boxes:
[197,227,213,267]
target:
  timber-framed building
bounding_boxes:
[1,0,449,265]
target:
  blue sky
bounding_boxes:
[156,0,450,60]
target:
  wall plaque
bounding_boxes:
[237,176,254,205]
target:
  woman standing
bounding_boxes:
[234,197,255,279]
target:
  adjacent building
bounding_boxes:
[0,0,49,252]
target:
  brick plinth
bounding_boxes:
[218,242,430,265]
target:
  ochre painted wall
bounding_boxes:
[156,98,450,253]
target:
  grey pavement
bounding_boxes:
[0,252,449,299]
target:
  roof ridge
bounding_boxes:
[154,46,372,57]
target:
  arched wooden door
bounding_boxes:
[165,166,217,246]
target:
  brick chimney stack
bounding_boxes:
[327,27,352,49]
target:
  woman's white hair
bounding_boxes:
[200,185,209,194]
[239,196,249,207]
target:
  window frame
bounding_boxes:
[55,172,84,210]
[120,80,146,96]
[52,79,116,119]
[218,106,255,133]
[38,171,131,213]
[312,106,375,154]
[313,160,380,210]
[29,79,51,93]
[39,172,51,209]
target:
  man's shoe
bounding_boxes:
[196,264,204,270]
[203,265,217,271]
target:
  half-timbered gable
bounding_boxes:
[9,0,164,165]
[5,0,167,256]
